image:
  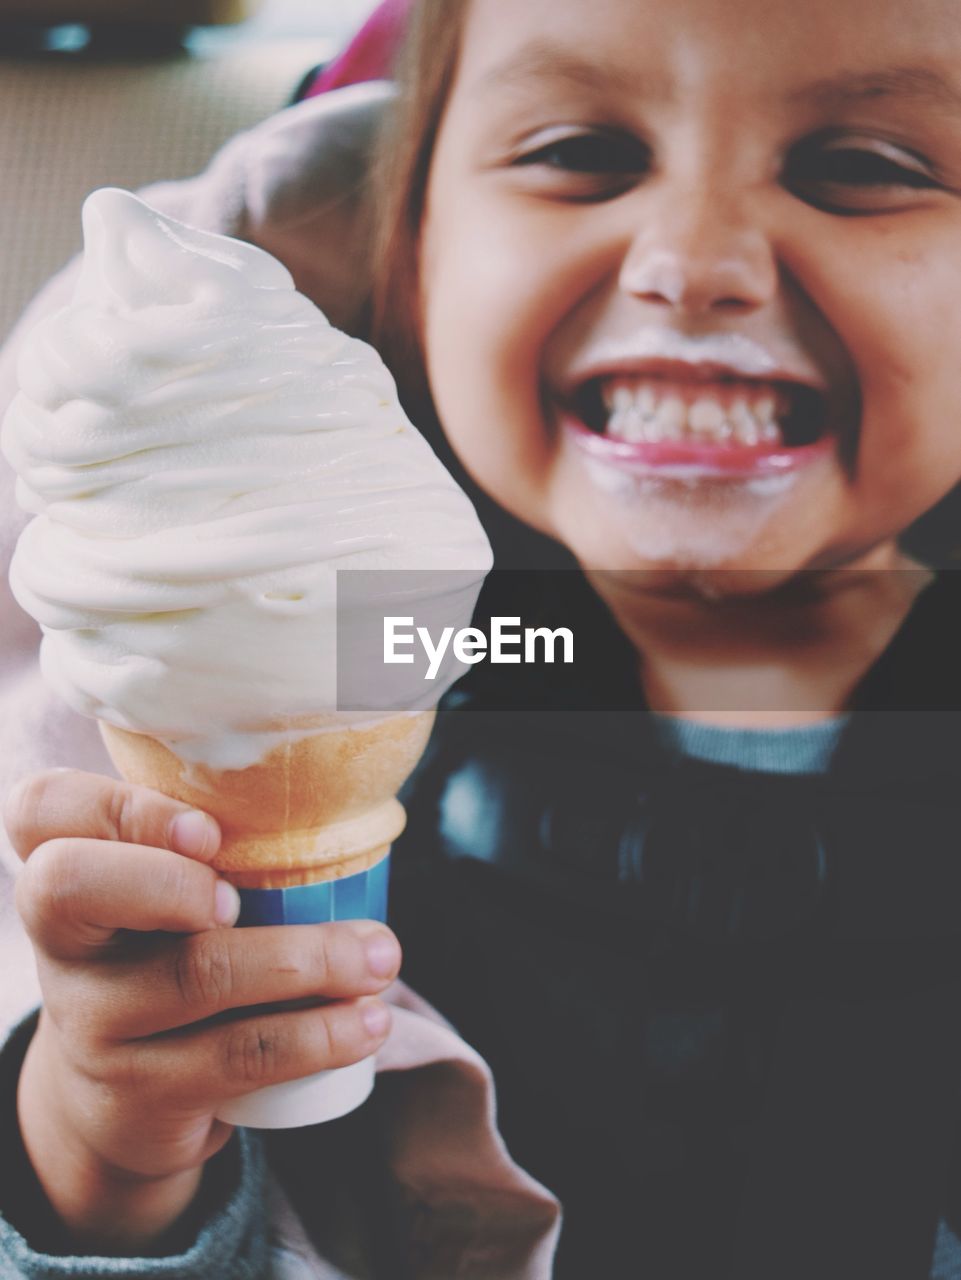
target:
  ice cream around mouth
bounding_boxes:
[2,188,493,768]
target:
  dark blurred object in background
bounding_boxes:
[0,0,259,54]
[1,0,255,15]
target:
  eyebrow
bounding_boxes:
[790,65,961,115]
[472,41,658,100]
[473,46,961,119]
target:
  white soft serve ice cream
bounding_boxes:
[2,188,492,768]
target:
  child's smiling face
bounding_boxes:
[418,0,961,586]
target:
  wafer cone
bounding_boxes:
[99,712,435,888]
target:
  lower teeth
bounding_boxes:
[606,417,781,447]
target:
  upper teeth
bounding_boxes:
[601,380,784,446]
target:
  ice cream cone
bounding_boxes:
[3,189,491,1130]
[100,711,436,1129]
[99,712,435,889]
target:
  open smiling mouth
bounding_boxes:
[565,370,835,477]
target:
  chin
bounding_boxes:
[564,501,819,591]
[584,559,803,604]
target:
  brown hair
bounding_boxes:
[369,0,471,408]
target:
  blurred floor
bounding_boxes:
[0,0,380,340]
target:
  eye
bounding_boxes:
[786,134,940,213]
[511,128,650,198]
[517,129,649,174]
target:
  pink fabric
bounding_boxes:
[0,85,561,1277]
[305,0,413,97]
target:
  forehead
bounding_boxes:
[456,0,961,107]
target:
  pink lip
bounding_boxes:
[561,355,825,398]
[562,414,835,477]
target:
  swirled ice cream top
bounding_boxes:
[2,188,492,767]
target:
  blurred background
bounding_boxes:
[0,0,381,339]
[209,0,382,43]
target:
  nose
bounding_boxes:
[619,186,778,316]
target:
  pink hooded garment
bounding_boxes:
[0,80,561,1279]
[304,0,414,96]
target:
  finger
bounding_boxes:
[130,997,393,1106]
[97,922,402,1040]
[3,769,220,865]
[16,838,240,962]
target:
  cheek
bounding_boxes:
[857,241,961,396]
[422,202,560,385]
[791,217,961,502]
[857,244,961,503]
[418,200,584,506]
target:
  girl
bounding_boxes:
[4,0,961,1276]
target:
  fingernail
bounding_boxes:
[214,879,241,926]
[365,933,400,979]
[170,810,218,857]
[362,1002,390,1037]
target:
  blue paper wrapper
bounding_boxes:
[235,853,390,927]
